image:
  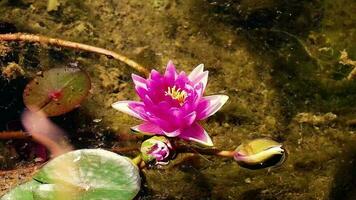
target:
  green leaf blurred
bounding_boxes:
[1,149,141,200]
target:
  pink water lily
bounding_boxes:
[112,61,228,146]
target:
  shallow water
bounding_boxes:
[0,0,355,199]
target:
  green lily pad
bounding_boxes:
[23,68,91,117]
[1,180,40,200]
[1,149,141,200]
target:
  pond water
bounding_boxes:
[0,0,355,199]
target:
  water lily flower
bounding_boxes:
[140,136,173,165]
[233,138,286,170]
[112,61,229,146]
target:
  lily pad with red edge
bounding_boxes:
[23,68,91,117]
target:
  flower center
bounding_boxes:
[165,86,187,105]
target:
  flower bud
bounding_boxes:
[234,138,286,170]
[140,136,173,166]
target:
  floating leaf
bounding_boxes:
[23,68,91,117]
[1,149,141,200]
[1,180,40,200]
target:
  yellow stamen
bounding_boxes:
[165,86,187,105]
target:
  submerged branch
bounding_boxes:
[263,29,324,69]
[0,33,150,76]
[0,131,31,140]
[268,29,315,60]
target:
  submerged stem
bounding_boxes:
[215,150,236,157]
[175,145,235,158]
[0,33,150,76]
[131,155,142,166]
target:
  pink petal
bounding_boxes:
[135,86,148,100]
[148,117,175,132]
[188,64,204,81]
[182,111,197,127]
[197,95,229,120]
[131,122,164,135]
[164,129,181,137]
[111,101,145,120]
[142,94,154,107]
[164,60,178,84]
[193,82,204,102]
[194,71,208,88]
[188,64,208,90]
[179,123,213,146]
[150,69,162,81]
[175,71,189,85]
[132,74,147,89]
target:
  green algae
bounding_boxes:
[0,0,355,199]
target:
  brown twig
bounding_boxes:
[0,131,31,140]
[0,33,150,76]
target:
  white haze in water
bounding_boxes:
[21,110,72,157]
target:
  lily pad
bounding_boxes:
[1,180,40,200]
[1,149,141,200]
[23,68,91,117]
